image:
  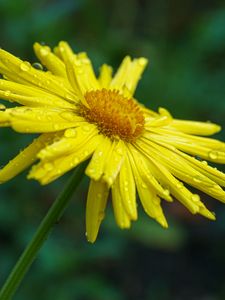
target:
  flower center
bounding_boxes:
[78,89,145,142]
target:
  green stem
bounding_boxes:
[0,162,87,300]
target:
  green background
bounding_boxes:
[0,0,225,299]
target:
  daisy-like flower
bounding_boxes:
[0,42,225,243]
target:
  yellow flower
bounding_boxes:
[0,41,225,242]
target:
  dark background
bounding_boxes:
[0,0,225,299]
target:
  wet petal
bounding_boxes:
[33,43,67,77]
[98,64,113,88]
[0,107,83,133]
[0,133,55,183]
[127,149,168,227]
[112,177,131,229]
[0,79,74,108]
[86,179,109,243]
[118,152,137,220]
[0,48,75,102]
[29,133,101,184]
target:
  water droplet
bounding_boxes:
[65,93,74,101]
[20,62,30,72]
[60,111,76,121]
[98,151,103,157]
[57,168,62,174]
[32,62,43,70]
[74,60,82,67]
[88,168,95,174]
[191,194,200,202]
[116,147,123,155]
[193,176,202,183]
[98,211,105,222]
[53,124,60,130]
[4,90,11,97]
[163,189,170,196]
[208,151,218,160]
[107,176,113,185]
[82,125,91,132]
[64,128,77,138]
[73,157,79,165]
[124,180,129,187]
[141,182,147,189]
[201,160,208,166]
[0,104,6,110]
[40,48,49,56]
[176,182,183,189]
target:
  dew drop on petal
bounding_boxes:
[40,48,49,56]
[82,125,91,132]
[141,182,147,189]
[163,189,170,196]
[176,182,183,189]
[73,157,79,165]
[64,128,77,138]
[60,111,76,121]
[98,211,105,222]
[191,194,200,202]
[0,104,6,110]
[32,62,44,70]
[208,151,218,160]
[4,90,11,97]
[53,124,60,130]
[20,62,30,72]
[193,176,202,183]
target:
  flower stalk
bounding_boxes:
[0,162,87,300]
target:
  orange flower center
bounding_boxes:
[78,89,145,142]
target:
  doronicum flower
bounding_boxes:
[0,42,225,242]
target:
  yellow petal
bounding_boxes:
[0,107,83,133]
[109,56,131,91]
[0,133,55,183]
[0,48,76,102]
[112,177,131,229]
[139,138,225,203]
[0,79,74,108]
[102,140,125,186]
[58,42,99,100]
[38,123,98,161]
[127,149,168,228]
[33,43,67,77]
[177,150,225,187]
[128,145,172,202]
[98,64,113,88]
[147,128,225,163]
[118,152,137,220]
[29,133,101,184]
[124,57,148,95]
[86,179,109,243]
[171,119,221,136]
[85,136,112,180]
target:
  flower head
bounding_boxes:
[0,41,225,242]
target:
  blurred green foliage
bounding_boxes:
[0,0,225,299]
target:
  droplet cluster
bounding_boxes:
[79,89,144,142]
